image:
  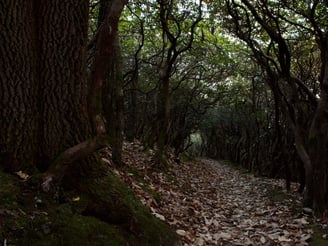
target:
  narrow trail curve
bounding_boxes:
[153,158,313,245]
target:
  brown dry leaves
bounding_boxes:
[109,142,314,245]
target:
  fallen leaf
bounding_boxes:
[217,232,232,240]
[260,236,266,243]
[176,229,187,236]
[15,170,29,180]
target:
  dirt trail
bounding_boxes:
[153,158,312,245]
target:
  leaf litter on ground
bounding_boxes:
[102,141,320,245]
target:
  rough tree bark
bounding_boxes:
[0,0,126,191]
[43,0,127,188]
[0,0,38,171]
[38,0,92,172]
[0,0,91,175]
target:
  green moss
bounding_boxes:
[125,166,146,183]
[52,213,128,246]
[0,167,178,246]
[143,186,161,203]
[10,204,128,246]
[0,171,19,208]
[123,166,161,203]
[83,171,179,246]
[308,224,328,246]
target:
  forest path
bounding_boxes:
[119,144,315,245]
[147,158,313,245]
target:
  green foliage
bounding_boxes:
[88,0,101,37]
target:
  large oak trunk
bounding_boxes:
[0,1,39,170]
[0,0,91,174]
[38,0,91,171]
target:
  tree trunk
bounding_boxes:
[126,24,143,141]
[126,75,139,141]
[0,1,38,171]
[155,63,170,165]
[103,35,125,166]
[0,0,90,173]
[38,0,91,171]
[309,53,328,215]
